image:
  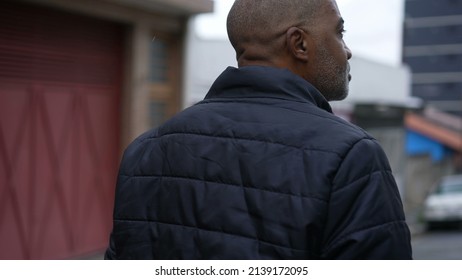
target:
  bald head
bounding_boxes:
[227,0,324,65]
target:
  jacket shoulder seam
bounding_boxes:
[145,132,345,157]
[119,174,329,203]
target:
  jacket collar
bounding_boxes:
[204,66,333,113]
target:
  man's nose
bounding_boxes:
[345,45,352,60]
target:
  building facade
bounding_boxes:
[0,0,212,259]
[402,0,462,116]
[402,0,462,217]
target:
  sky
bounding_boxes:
[195,0,405,66]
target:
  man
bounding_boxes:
[105,0,412,259]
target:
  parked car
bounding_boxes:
[423,174,462,229]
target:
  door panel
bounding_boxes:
[0,1,123,259]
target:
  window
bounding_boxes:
[148,34,181,128]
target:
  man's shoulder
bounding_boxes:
[301,110,374,155]
[166,98,372,145]
[126,99,374,159]
[323,113,373,143]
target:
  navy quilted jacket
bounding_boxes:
[105,66,412,259]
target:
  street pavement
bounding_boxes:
[412,228,462,260]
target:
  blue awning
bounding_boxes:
[406,129,453,162]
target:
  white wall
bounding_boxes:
[344,56,412,104]
[183,19,236,107]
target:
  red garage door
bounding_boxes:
[0,1,123,259]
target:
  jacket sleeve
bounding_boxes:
[321,138,412,259]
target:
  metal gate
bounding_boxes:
[0,1,123,259]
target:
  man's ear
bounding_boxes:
[286,27,309,62]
